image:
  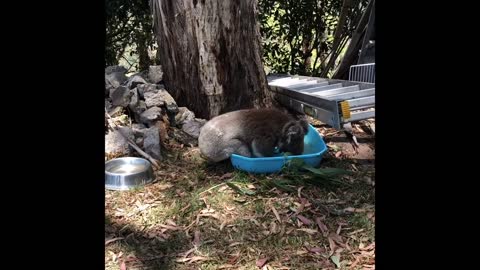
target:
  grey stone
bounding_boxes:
[105,72,128,89]
[139,106,163,124]
[105,65,127,75]
[181,118,207,139]
[175,107,195,125]
[105,100,112,111]
[144,89,177,109]
[110,86,131,107]
[136,84,157,99]
[135,137,144,148]
[132,100,148,123]
[144,91,165,108]
[128,88,139,111]
[148,65,163,84]
[105,126,134,156]
[143,126,161,160]
[126,75,147,89]
[131,123,147,137]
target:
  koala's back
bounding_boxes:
[198,108,294,161]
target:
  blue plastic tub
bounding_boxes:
[230,124,327,174]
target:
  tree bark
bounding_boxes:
[150,0,272,119]
[137,35,151,71]
[333,0,374,80]
[358,0,375,64]
[319,0,353,78]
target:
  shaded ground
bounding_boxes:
[105,119,375,270]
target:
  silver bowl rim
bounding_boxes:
[105,157,153,176]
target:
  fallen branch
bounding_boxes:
[105,237,124,246]
[105,107,160,170]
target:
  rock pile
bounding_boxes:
[105,65,206,160]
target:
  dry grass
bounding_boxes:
[105,123,375,270]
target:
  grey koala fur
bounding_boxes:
[198,108,309,162]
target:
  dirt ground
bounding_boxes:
[105,119,375,270]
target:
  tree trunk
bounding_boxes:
[150,0,272,119]
[332,0,374,80]
[358,0,375,64]
[319,0,353,78]
[137,35,151,71]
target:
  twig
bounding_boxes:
[105,237,124,246]
[198,183,227,195]
[105,107,160,170]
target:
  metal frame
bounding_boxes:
[267,74,375,130]
[349,63,375,83]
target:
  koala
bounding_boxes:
[198,108,309,162]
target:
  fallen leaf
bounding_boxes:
[297,228,318,235]
[220,172,233,180]
[193,230,201,246]
[218,264,235,269]
[159,224,180,231]
[297,186,304,198]
[296,250,308,255]
[271,205,281,223]
[220,220,227,231]
[120,261,126,270]
[297,215,313,225]
[331,255,341,268]
[156,183,173,190]
[166,219,177,226]
[360,242,375,251]
[335,151,342,158]
[344,207,366,213]
[305,246,324,253]
[175,257,190,263]
[188,256,211,263]
[315,217,328,234]
[328,237,336,256]
[329,233,344,245]
[256,257,269,268]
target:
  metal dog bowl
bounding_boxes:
[105,157,154,190]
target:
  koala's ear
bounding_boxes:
[298,118,309,134]
[283,121,305,144]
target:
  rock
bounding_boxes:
[158,89,177,107]
[175,107,195,125]
[128,88,139,111]
[126,75,147,89]
[105,65,127,75]
[139,106,163,125]
[181,118,206,139]
[148,65,163,84]
[135,137,144,148]
[143,89,177,109]
[132,100,148,123]
[144,91,165,108]
[143,126,162,160]
[105,100,112,111]
[169,128,198,146]
[131,123,147,137]
[105,126,134,156]
[110,86,131,107]
[136,84,157,99]
[105,71,128,89]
